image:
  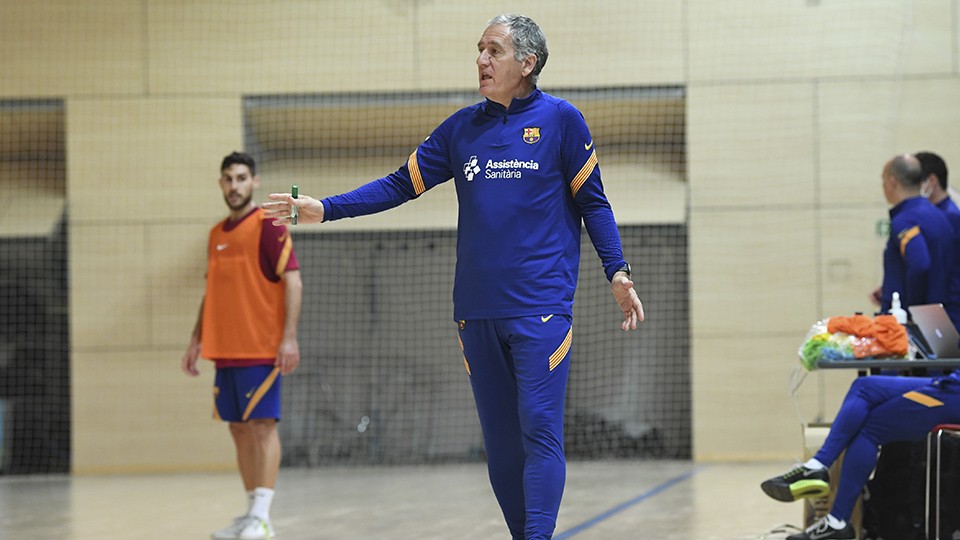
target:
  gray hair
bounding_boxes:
[486,14,549,85]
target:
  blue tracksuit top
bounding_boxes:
[320,89,627,321]
[882,196,960,327]
[937,196,960,327]
[936,196,960,225]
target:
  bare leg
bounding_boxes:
[229,422,256,491]
[230,419,280,489]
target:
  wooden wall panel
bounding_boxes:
[70,223,150,350]
[72,350,233,474]
[693,335,857,461]
[688,83,815,209]
[689,208,819,337]
[688,0,953,82]
[0,1,144,97]
[67,97,242,223]
[147,0,416,94]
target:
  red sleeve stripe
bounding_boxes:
[569,150,598,198]
[408,149,426,196]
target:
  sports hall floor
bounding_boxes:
[0,460,809,539]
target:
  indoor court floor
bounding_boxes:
[0,460,809,539]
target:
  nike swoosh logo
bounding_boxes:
[245,388,255,399]
[216,243,229,251]
[806,521,837,540]
[541,314,554,323]
[584,140,594,151]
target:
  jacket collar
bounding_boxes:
[482,88,541,116]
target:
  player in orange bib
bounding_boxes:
[182,152,302,540]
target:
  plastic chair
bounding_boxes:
[926,423,960,540]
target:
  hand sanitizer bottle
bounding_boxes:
[890,291,908,324]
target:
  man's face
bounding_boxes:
[880,160,895,204]
[476,24,533,107]
[219,163,258,211]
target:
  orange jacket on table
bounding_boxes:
[827,314,908,358]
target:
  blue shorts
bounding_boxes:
[213,365,282,423]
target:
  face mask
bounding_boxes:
[920,179,934,199]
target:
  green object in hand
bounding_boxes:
[291,184,299,225]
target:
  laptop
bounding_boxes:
[908,303,960,359]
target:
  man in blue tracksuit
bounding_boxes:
[916,151,960,227]
[760,154,960,540]
[264,14,645,540]
[916,151,960,328]
[878,154,960,327]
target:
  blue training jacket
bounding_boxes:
[882,196,960,328]
[936,196,960,328]
[321,89,627,321]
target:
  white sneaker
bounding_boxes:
[210,514,273,540]
[211,515,248,539]
[236,515,275,540]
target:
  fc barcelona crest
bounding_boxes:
[522,127,541,144]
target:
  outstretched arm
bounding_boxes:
[262,120,458,227]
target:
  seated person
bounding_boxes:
[762,154,960,540]
[761,371,960,540]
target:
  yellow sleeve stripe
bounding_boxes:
[548,327,574,371]
[408,149,426,196]
[898,225,920,256]
[457,334,471,375]
[275,233,292,277]
[903,390,944,408]
[569,150,598,198]
[242,367,281,421]
[212,386,221,420]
